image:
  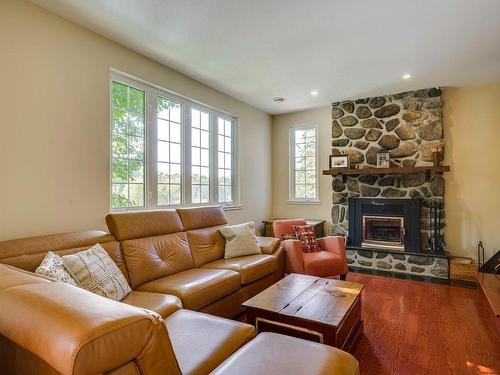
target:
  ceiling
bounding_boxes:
[32,0,500,114]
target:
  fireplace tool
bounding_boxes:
[428,201,445,253]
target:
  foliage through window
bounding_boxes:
[290,124,318,201]
[111,74,238,210]
[111,82,145,208]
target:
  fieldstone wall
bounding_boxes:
[331,88,445,251]
[347,249,449,279]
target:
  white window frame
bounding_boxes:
[288,123,320,204]
[110,70,240,211]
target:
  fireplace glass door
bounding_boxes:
[362,215,405,250]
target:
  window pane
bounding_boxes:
[112,110,127,133]
[200,167,210,184]
[218,118,224,135]
[158,141,170,162]
[201,130,209,148]
[170,143,181,164]
[129,184,144,206]
[191,109,200,127]
[112,82,127,109]
[192,128,200,147]
[192,184,200,203]
[170,122,181,143]
[170,102,181,123]
[158,162,169,183]
[112,183,128,208]
[192,148,200,166]
[158,119,169,141]
[200,112,209,131]
[170,184,181,204]
[200,185,210,203]
[158,184,169,205]
[112,158,128,182]
[225,121,231,137]
[156,95,183,206]
[225,137,231,153]
[200,149,209,167]
[224,186,232,202]
[111,81,145,209]
[129,159,144,183]
[170,163,181,183]
[295,129,305,143]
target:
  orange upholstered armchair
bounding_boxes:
[273,219,348,280]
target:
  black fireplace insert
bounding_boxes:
[348,198,420,252]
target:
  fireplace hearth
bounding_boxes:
[348,198,420,252]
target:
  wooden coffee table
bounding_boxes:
[243,273,364,353]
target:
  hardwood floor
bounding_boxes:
[348,272,500,375]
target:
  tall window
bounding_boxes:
[111,82,145,208]
[289,124,318,202]
[110,73,238,210]
[157,96,182,205]
[218,117,233,203]
[191,109,211,204]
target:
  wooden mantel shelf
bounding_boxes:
[323,165,450,177]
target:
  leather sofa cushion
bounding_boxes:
[165,310,256,375]
[185,225,226,267]
[303,251,344,277]
[211,332,360,375]
[177,206,227,231]
[106,210,184,241]
[137,268,240,310]
[121,291,182,318]
[201,255,277,285]
[121,232,195,289]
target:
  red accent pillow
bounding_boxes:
[293,225,321,253]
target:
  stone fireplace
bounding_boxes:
[330,88,449,279]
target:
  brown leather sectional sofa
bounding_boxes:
[0,206,360,374]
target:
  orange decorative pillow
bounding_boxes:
[293,225,321,253]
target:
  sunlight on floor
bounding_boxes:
[466,360,499,374]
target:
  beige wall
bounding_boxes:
[271,106,335,234]
[443,84,500,259]
[272,84,500,259]
[0,0,272,240]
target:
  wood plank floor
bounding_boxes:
[348,273,500,375]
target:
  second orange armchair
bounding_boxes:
[273,219,348,280]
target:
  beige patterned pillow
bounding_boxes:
[35,251,78,286]
[62,244,131,301]
[220,222,262,259]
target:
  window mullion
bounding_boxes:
[147,89,157,209]
[210,113,218,204]
[183,103,192,205]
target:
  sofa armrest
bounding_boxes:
[0,282,181,375]
[281,240,305,274]
[317,236,347,261]
[256,236,280,255]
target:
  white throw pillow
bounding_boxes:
[220,222,262,259]
[35,251,78,286]
[62,244,131,301]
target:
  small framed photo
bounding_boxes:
[329,155,349,169]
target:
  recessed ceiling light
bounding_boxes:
[273,97,286,103]
[402,74,411,80]
[310,90,319,96]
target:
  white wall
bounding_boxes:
[271,106,334,234]
[0,0,272,240]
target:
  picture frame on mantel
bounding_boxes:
[329,154,349,169]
